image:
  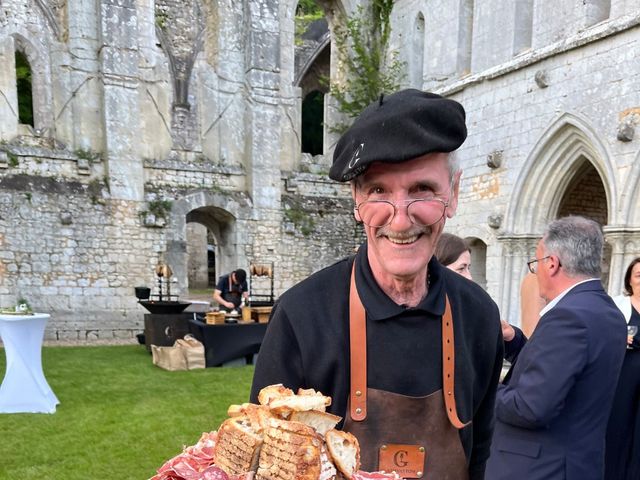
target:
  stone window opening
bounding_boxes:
[15,50,34,127]
[467,237,487,290]
[457,0,474,76]
[301,90,324,156]
[513,0,533,55]
[583,0,611,27]
[410,12,425,88]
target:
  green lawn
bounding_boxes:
[0,345,255,480]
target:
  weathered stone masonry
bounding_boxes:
[0,0,639,341]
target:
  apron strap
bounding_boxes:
[349,263,468,429]
[349,264,367,421]
[442,296,469,429]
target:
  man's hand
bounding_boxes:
[501,320,515,342]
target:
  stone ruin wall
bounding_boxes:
[1,0,640,341]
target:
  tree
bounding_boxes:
[330,1,405,131]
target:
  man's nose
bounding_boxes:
[389,202,413,229]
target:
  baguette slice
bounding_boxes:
[256,418,323,480]
[268,391,332,418]
[227,403,275,433]
[290,410,342,437]
[325,430,360,479]
[214,416,264,475]
[258,384,295,406]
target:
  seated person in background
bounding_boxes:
[213,269,248,312]
[434,232,472,280]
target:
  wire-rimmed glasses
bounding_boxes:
[527,255,551,274]
[354,197,449,228]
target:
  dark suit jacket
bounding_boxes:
[486,280,626,480]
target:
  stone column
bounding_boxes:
[63,0,104,152]
[245,0,282,188]
[99,0,144,201]
[0,36,18,140]
[497,235,540,325]
[603,226,640,296]
[244,0,283,260]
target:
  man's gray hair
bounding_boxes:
[448,151,460,180]
[542,216,603,278]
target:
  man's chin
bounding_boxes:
[380,258,430,278]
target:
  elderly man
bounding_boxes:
[251,90,503,480]
[487,216,627,480]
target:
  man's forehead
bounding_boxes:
[360,154,449,180]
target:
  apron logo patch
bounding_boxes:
[378,444,426,478]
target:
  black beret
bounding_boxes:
[329,89,467,182]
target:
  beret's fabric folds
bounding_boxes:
[329,89,467,182]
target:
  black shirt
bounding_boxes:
[251,242,503,479]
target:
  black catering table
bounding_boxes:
[188,319,268,367]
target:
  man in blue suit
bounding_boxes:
[486,216,626,479]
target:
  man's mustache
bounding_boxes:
[375,224,431,239]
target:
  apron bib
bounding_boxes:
[343,265,469,480]
[221,276,242,311]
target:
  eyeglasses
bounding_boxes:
[354,197,449,228]
[527,255,551,274]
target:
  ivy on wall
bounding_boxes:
[330,0,405,131]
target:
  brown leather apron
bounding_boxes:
[343,266,469,480]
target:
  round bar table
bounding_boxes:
[0,313,59,413]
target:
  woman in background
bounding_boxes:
[605,257,640,480]
[434,232,472,280]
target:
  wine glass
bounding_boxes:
[627,325,638,349]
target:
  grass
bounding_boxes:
[0,345,255,479]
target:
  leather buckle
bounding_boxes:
[378,444,426,478]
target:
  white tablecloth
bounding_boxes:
[0,313,59,414]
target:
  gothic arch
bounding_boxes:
[504,112,617,235]
[10,32,54,132]
[165,190,253,294]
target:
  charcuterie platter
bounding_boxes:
[150,385,402,480]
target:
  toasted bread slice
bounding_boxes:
[228,402,253,417]
[325,430,360,479]
[258,384,295,406]
[268,391,332,419]
[256,418,323,480]
[214,416,264,475]
[289,410,342,437]
[227,403,275,433]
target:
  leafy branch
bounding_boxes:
[329,1,405,132]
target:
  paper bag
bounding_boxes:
[151,344,188,371]
[175,334,206,370]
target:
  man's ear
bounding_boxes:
[547,255,562,277]
[446,170,462,218]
